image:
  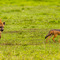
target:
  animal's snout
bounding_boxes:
[1,28,3,31]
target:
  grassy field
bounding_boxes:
[0,0,60,60]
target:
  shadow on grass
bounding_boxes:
[0,41,58,46]
[3,28,48,33]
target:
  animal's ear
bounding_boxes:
[3,22,5,25]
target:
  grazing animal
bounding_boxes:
[0,19,5,38]
[45,29,60,43]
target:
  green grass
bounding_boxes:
[0,0,60,60]
[0,44,60,60]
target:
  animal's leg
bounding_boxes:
[59,39,60,43]
[46,35,52,43]
[0,31,1,38]
[52,34,57,43]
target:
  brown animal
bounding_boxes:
[45,29,60,43]
[0,19,5,38]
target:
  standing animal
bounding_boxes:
[0,19,5,38]
[45,29,60,43]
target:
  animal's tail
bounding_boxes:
[45,33,51,39]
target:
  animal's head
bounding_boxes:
[0,19,5,32]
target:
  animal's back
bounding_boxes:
[51,29,60,31]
